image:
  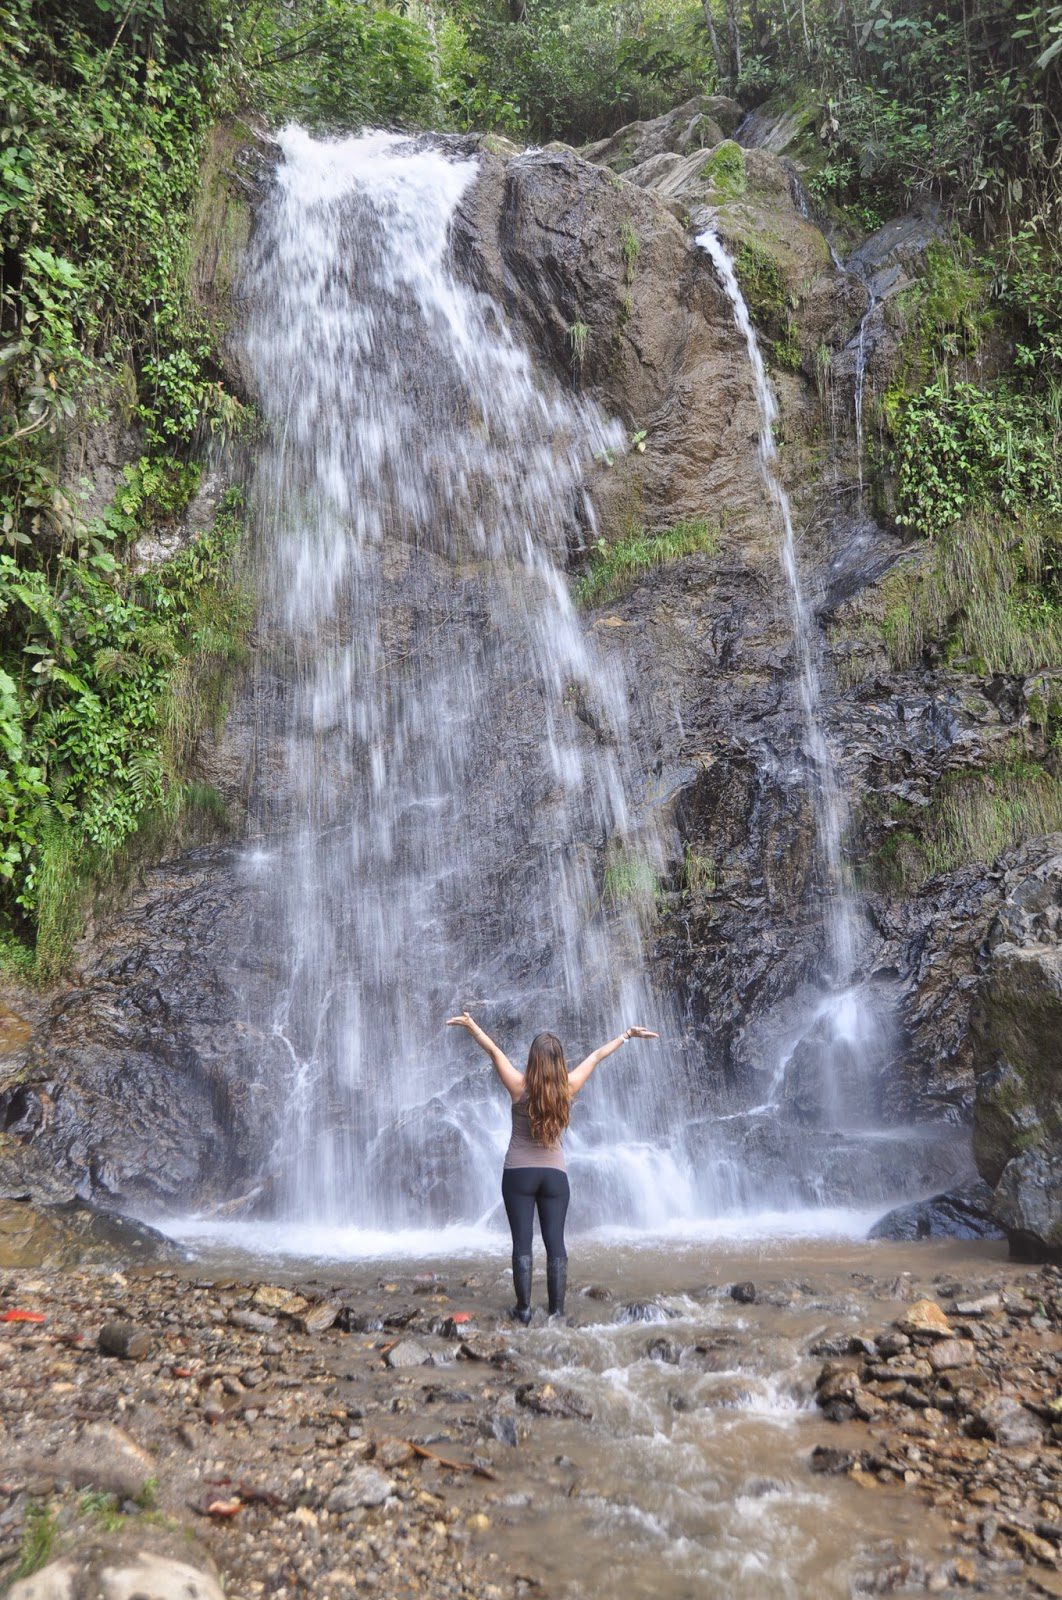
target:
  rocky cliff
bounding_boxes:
[1,100,1058,1257]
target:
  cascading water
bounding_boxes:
[236,128,707,1234]
[696,228,884,1127]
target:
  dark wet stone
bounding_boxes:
[869,1179,1004,1243]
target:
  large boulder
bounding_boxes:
[581,94,743,173]
[970,842,1062,1257]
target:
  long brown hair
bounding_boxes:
[525,1032,571,1148]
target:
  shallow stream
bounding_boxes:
[175,1228,1024,1597]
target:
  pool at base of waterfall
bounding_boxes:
[154,1232,1025,1599]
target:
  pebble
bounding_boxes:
[385,1339,433,1369]
[98,1321,153,1361]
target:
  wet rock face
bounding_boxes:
[969,845,1062,1258]
[0,849,282,1213]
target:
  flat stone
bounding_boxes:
[384,1339,432,1369]
[808,1445,856,1475]
[326,1466,393,1511]
[251,1284,309,1317]
[971,1396,1045,1447]
[296,1300,339,1334]
[952,1294,1002,1318]
[515,1381,593,1421]
[229,1309,277,1334]
[11,1552,223,1600]
[928,1339,979,1372]
[57,1423,156,1499]
[98,1322,152,1361]
[8,1559,78,1599]
[896,1300,953,1340]
[375,1438,414,1468]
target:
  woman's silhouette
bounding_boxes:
[446,1014,658,1321]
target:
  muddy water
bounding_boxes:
[181,1233,1023,1598]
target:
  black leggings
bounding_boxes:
[501,1167,570,1260]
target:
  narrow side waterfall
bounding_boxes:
[697,229,883,1125]
[238,129,703,1233]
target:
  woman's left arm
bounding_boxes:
[567,1025,658,1094]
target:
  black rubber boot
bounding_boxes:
[546,1256,567,1318]
[511,1255,533,1325]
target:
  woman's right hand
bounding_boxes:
[625,1025,659,1040]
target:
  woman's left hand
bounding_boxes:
[446,1012,477,1032]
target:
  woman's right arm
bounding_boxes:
[446,1012,525,1100]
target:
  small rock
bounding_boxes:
[229,1309,277,1334]
[952,1294,1001,1318]
[729,1282,756,1305]
[928,1339,978,1372]
[515,1382,592,1421]
[487,1412,518,1447]
[582,1285,612,1301]
[809,1445,856,1475]
[896,1300,953,1340]
[98,1322,152,1361]
[384,1339,432,1369]
[646,1336,681,1364]
[251,1285,308,1318]
[375,1438,413,1468]
[971,1396,1045,1447]
[296,1301,339,1335]
[326,1466,394,1511]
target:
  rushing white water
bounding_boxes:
[237,128,700,1229]
[696,229,882,1121]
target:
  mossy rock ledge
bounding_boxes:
[971,838,1062,1259]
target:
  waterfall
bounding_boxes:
[236,128,702,1233]
[697,228,883,1125]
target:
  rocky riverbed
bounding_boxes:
[3,1234,1062,1598]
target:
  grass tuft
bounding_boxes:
[575,519,719,606]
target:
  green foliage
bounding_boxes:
[575,518,720,605]
[603,848,659,908]
[13,1502,57,1581]
[891,381,1062,540]
[700,139,746,200]
[244,0,438,129]
[567,320,590,373]
[0,491,250,976]
[875,512,1062,677]
[434,0,714,143]
[682,845,717,894]
[871,746,1062,891]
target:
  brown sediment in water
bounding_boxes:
[0,1237,1054,1597]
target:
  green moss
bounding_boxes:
[866,743,1062,892]
[700,140,746,200]
[574,518,720,606]
[621,220,641,283]
[873,511,1062,677]
[733,238,792,339]
[603,849,659,909]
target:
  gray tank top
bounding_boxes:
[503,1091,567,1172]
